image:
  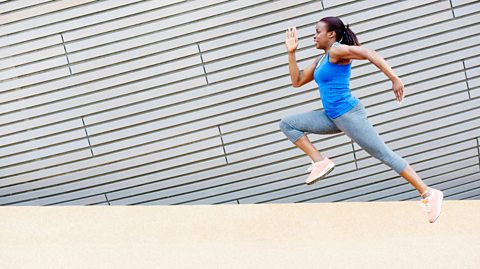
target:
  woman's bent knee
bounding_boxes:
[279,117,292,133]
[279,117,304,143]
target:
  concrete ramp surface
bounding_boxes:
[1,201,479,268]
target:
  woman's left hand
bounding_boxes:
[392,78,405,104]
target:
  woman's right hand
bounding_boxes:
[392,77,405,104]
[285,27,299,52]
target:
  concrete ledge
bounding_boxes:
[1,200,479,268]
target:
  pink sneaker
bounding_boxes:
[421,188,444,223]
[305,157,335,185]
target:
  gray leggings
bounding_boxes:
[279,102,408,174]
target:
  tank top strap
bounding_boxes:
[316,53,327,69]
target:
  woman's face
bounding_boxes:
[313,21,334,49]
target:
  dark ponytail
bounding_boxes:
[319,16,360,46]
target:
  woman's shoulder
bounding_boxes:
[329,42,348,54]
[332,42,343,49]
[329,44,354,65]
[330,43,364,56]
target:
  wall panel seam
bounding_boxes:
[60,33,73,75]
[476,137,480,170]
[462,60,472,99]
[81,116,94,157]
[197,43,209,84]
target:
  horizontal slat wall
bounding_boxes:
[0,0,478,206]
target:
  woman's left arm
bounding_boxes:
[331,46,404,103]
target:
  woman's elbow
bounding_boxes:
[291,82,301,88]
[365,48,379,61]
[291,80,302,88]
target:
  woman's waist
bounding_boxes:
[320,88,358,106]
[322,95,358,104]
[319,85,352,96]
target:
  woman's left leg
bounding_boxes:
[332,103,427,196]
[333,102,443,223]
[399,165,428,197]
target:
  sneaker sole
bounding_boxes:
[431,191,444,223]
[305,164,335,185]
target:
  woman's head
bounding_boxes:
[313,16,360,49]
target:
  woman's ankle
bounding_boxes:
[421,188,431,199]
[311,156,326,163]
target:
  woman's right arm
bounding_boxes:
[286,27,317,88]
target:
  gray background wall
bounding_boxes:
[0,0,478,206]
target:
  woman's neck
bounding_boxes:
[323,40,337,54]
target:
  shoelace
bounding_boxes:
[307,160,326,172]
[306,161,315,172]
[421,198,431,213]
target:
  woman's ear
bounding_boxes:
[328,31,336,39]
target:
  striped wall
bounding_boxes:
[0,0,479,206]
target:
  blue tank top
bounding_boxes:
[314,52,359,119]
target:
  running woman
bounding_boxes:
[279,16,443,223]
